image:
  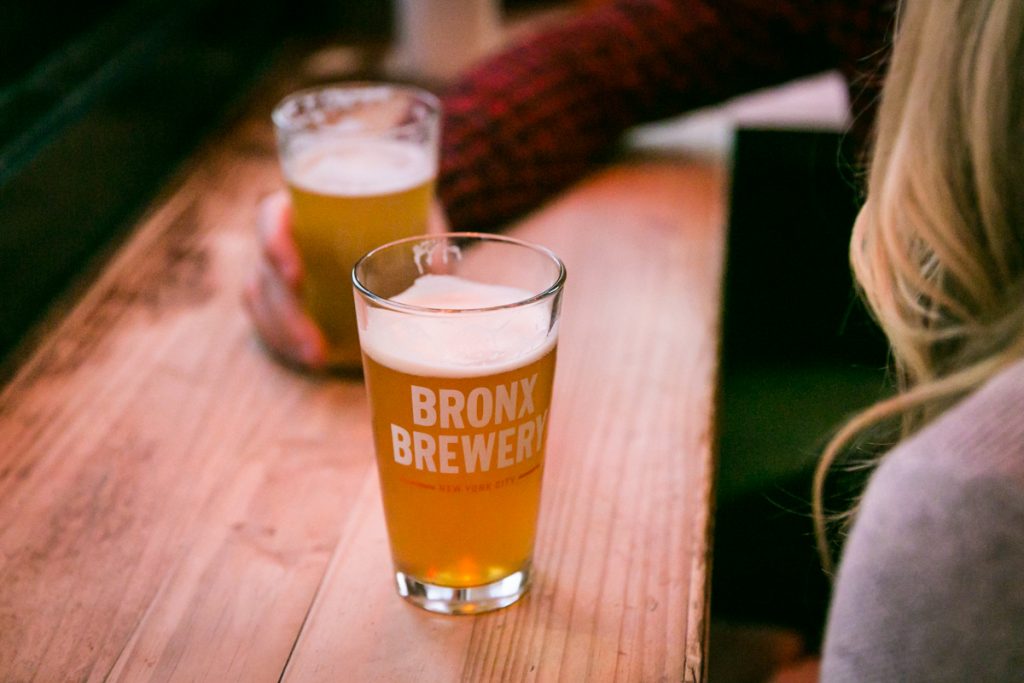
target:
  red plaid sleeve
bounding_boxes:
[438,0,894,231]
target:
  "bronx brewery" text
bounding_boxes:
[390,374,548,474]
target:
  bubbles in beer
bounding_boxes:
[361,275,556,377]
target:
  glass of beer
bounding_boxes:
[353,233,566,614]
[273,83,440,369]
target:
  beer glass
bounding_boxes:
[273,83,440,369]
[353,233,566,614]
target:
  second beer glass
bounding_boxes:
[273,83,440,368]
[353,234,566,614]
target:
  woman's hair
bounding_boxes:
[814,0,1024,572]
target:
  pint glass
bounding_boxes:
[273,83,440,369]
[353,234,566,614]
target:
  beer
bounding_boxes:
[354,234,565,613]
[273,83,441,369]
[361,275,558,589]
[285,139,435,366]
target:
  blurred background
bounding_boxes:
[0,0,553,367]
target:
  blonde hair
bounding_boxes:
[814,0,1024,572]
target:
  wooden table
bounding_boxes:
[0,71,725,681]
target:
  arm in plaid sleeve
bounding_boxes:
[438,0,892,231]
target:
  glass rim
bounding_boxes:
[271,81,442,136]
[352,232,567,316]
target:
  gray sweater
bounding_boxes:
[821,359,1024,681]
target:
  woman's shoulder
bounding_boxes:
[886,357,1024,478]
[821,358,1024,682]
[848,355,1024,563]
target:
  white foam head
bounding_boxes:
[285,138,435,196]
[360,275,557,377]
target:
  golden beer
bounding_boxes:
[363,345,557,588]
[354,235,565,614]
[273,84,441,368]
[286,140,434,366]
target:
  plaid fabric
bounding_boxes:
[439,0,895,231]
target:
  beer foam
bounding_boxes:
[361,275,557,377]
[286,138,434,196]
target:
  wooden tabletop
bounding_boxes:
[0,69,725,681]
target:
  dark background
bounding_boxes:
[0,0,394,368]
[712,128,889,649]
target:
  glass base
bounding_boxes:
[395,563,532,615]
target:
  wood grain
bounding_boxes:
[0,87,724,681]
[282,160,725,683]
